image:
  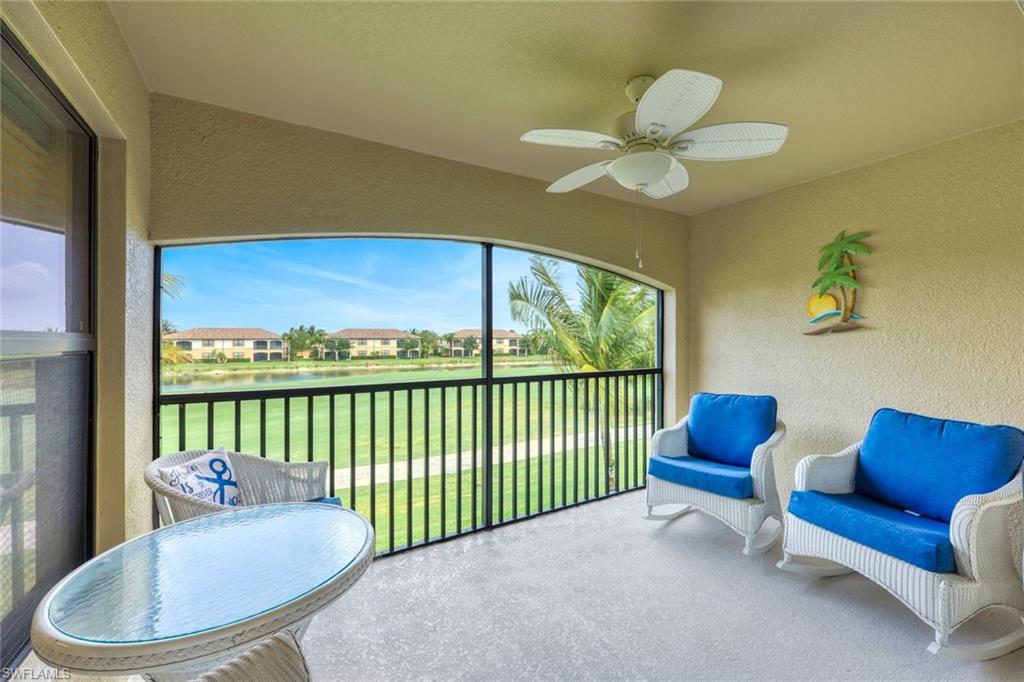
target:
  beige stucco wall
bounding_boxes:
[3,1,154,548]
[688,119,1024,508]
[148,93,691,420]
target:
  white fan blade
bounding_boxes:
[521,129,623,150]
[546,161,611,193]
[670,122,788,160]
[635,69,723,141]
[641,160,689,199]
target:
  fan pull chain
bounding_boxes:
[634,187,644,270]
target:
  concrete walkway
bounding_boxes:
[332,427,645,488]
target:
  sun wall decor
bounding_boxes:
[804,230,872,335]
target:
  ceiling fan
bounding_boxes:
[521,69,788,199]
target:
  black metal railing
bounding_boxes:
[157,367,662,555]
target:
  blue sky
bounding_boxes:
[161,238,569,334]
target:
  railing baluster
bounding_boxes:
[259,398,266,457]
[307,396,314,463]
[512,382,518,520]
[583,377,589,500]
[388,390,395,553]
[471,384,478,529]
[456,385,463,533]
[370,392,377,533]
[614,375,620,493]
[573,378,579,504]
[549,379,556,510]
[525,381,531,515]
[234,400,241,452]
[349,393,356,511]
[206,402,214,450]
[642,375,648,468]
[498,383,505,522]
[178,404,186,450]
[632,374,639,489]
[537,380,543,512]
[407,388,413,548]
[440,386,447,538]
[621,376,628,489]
[283,397,291,463]
[423,388,429,543]
[604,375,611,496]
[329,394,335,497]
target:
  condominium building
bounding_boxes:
[164,327,285,362]
[328,328,420,359]
[450,329,525,356]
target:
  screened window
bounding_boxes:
[0,27,94,672]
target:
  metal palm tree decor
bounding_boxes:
[804,230,872,335]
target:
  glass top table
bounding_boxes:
[33,503,374,678]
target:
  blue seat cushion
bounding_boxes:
[308,496,343,507]
[687,392,777,467]
[789,490,955,573]
[856,408,1024,522]
[648,455,753,499]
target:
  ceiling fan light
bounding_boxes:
[607,152,675,190]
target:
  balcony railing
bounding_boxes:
[157,368,662,555]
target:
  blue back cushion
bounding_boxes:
[856,408,1024,522]
[687,393,777,467]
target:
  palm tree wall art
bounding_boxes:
[804,230,873,335]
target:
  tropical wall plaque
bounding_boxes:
[804,230,872,335]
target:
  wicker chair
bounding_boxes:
[146,450,330,525]
[195,630,312,682]
[645,393,787,555]
[778,409,1024,660]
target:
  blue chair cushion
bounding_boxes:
[856,408,1024,522]
[648,455,754,499]
[308,496,343,507]
[789,490,955,573]
[687,393,777,467]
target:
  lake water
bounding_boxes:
[161,363,556,393]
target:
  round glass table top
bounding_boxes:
[48,503,370,644]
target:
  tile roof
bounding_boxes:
[330,328,417,340]
[164,327,281,340]
[452,328,522,339]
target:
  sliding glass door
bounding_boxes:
[0,25,95,671]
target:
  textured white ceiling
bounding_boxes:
[111,1,1024,215]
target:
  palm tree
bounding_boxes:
[282,325,326,360]
[814,231,872,322]
[461,336,478,356]
[508,256,655,489]
[323,337,351,360]
[160,272,184,299]
[441,332,458,357]
[508,256,655,371]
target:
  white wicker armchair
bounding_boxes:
[645,398,787,556]
[779,442,1024,660]
[146,450,330,525]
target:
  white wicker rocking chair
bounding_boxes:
[645,393,787,555]
[778,409,1024,660]
[146,449,331,525]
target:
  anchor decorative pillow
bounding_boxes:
[158,448,241,507]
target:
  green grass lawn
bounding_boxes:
[345,440,648,553]
[160,368,660,468]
